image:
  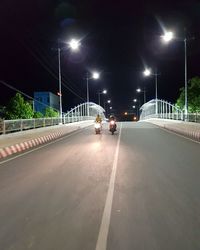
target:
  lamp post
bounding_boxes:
[161,31,192,120]
[104,99,111,116]
[57,38,81,123]
[143,68,160,115]
[86,71,100,116]
[136,88,146,104]
[132,105,138,118]
[98,89,107,106]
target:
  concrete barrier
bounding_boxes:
[0,120,94,160]
[142,118,200,142]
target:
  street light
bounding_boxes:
[161,30,190,120]
[133,98,137,102]
[143,68,159,114]
[161,31,174,43]
[57,38,81,123]
[104,99,111,116]
[98,89,107,106]
[92,72,100,79]
[143,68,151,76]
[136,88,146,103]
[68,39,81,51]
[86,71,100,116]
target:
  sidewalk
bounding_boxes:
[142,118,200,142]
[0,121,93,159]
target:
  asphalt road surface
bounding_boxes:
[0,122,200,250]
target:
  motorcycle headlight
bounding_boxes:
[95,123,101,128]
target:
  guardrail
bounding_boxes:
[0,102,105,135]
[142,113,200,123]
[140,99,200,123]
[0,116,95,135]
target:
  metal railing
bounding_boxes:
[0,102,105,134]
[140,99,200,123]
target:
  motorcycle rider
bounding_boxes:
[95,114,102,123]
[95,114,102,131]
[109,115,117,130]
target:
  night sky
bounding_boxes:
[0,0,200,114]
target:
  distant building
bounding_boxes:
[34,92,59,114]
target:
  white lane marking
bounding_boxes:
[95,122,122,250]
[0,129,85,165]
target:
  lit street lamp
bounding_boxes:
[161,31,174,43]
[136,87,146,103]
[86,71,100,116]
[143,68,160,114]
[143,68,151,76]
[98,89,107,106]
[104,99,111,116]
[57,38,81,123]
[161,30,193,120]
[132,103,139,118]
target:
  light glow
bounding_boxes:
[161,31,174,43]
[69,39,80,51]
[92,72,100,79]
[136,88,141,93]
[102,89,107,94]
[143,68,151,76]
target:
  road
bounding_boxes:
[0,122,200,250]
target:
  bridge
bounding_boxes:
[0,100,200,250]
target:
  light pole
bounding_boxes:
[132,105,138,118]
[104,99,111,116]
[136,88,146,104]
[98,89,107,106]
[161,31,192,120]
[86,71,100,116]
[143,68,160,115]
[57,38,81,123]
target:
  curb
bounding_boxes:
[0,128,78,160]
[163,125,200,142]
[143,120,200,142]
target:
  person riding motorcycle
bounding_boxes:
[109,115,117,131]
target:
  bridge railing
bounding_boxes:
[139,99,200,123]
[0,102,105,134]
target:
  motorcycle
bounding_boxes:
[94,122,102,134]
[109,120,116,135]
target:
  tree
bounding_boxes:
[33,112,43,118]
[5,93,34,119]
[44,107,59,117]
[175,77,200,113]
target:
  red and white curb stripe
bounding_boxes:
[0,129,75,160]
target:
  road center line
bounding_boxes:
[95,122,122,250]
